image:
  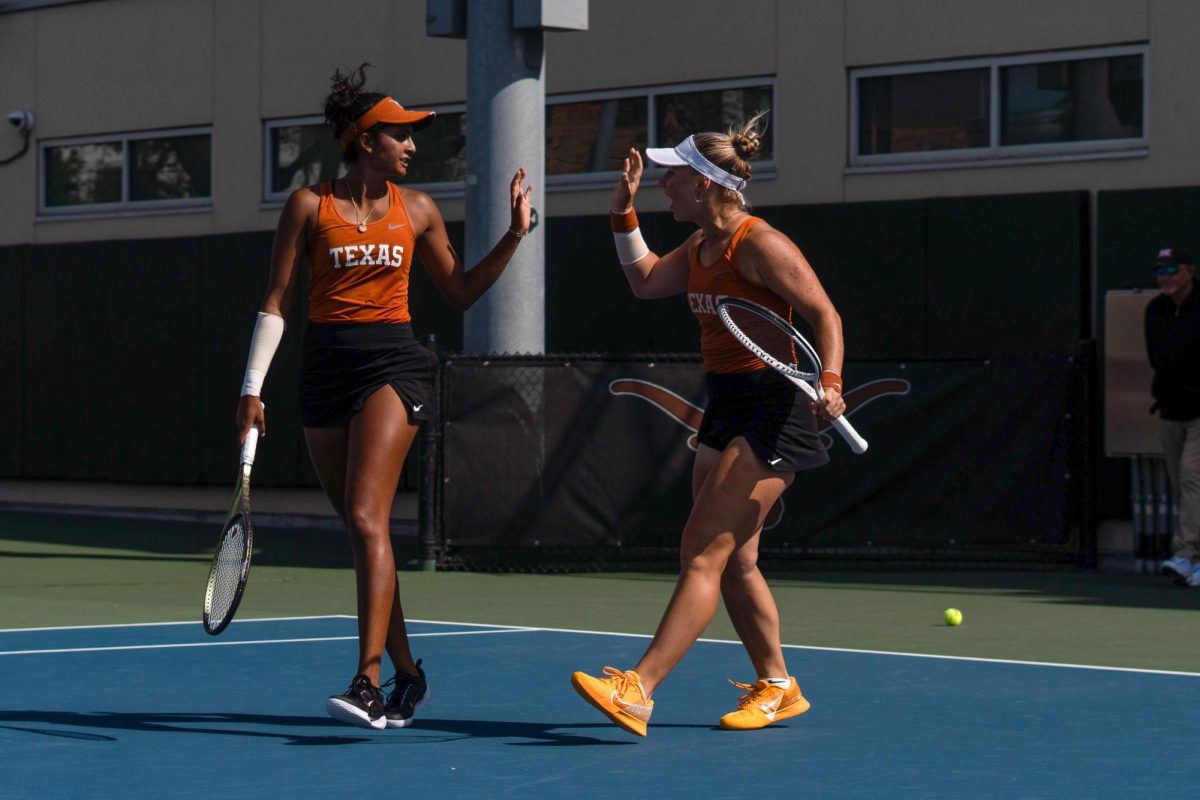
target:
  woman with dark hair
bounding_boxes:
[572,112,846,736]
[236,65,532,729]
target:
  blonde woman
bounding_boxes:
[572,114,846,736]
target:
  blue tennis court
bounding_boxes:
[2,616,1195,799]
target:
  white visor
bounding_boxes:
[645,135,747,192]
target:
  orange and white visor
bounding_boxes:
[339,97,436,148]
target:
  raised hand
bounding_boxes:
[510,168,533,235]
[611,148,643,213]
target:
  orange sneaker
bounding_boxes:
[571,666,654,737]
[719,677,810,730]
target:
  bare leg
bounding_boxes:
[687,444,790,678]
[633,437,791,696]
[721,534,789,678]
[305,386,418,685]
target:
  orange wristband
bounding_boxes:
[610,208,639,233]
[819,369,842,392]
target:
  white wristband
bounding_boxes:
[240,312,286,397]
[614,229,649,266]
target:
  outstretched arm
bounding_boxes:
[413,169,533,311]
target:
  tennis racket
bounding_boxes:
[202,423,260,635]
[717,297,869,454]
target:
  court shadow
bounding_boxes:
[411,717,715,746]
[0,710,372,746]
[0,710,708,747]
[401,717,636,745]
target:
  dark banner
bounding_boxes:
[440,355,1086,565]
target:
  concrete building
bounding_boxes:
[1,0,1191,248]
[2,0,1196,560]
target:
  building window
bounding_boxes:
[40,128,212,214]
[1000,54,1144,146]
[264,80,774,200]
[850,45,1147,170]
[654,84,774,157]
[547,78,774,188]
[264,107,466,201]
[857,68,990,155]
[268,121,344,196]
[546,96,648,175]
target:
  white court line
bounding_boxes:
[0,627,534,657]
[419,621,1200,679]
[0,614,355,633]
[3,616,1196,678]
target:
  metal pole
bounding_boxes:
[419,334,441,571]
[464,0,545,355]
[1131,455,1143,568]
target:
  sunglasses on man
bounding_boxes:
[1155,264,1182,276]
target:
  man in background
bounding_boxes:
[1144,245,1200,587]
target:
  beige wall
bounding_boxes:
[0,0,1194,245]
[844,0,1148,66]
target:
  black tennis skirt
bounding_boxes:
[696,368,830,472]
[300,322,438,428]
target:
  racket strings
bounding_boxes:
[207,517,248,624]
[723,306,815,380]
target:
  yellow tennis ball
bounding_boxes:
[944,608,963,626]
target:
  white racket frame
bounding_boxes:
[717,297,869,454]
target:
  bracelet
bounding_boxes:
[508,227,528,239]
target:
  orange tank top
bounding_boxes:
[687,216,794,373]
[307,181,417,324]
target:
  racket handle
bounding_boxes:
[831,414,869,454]
[241,425,260,466]
[814,384,869,454]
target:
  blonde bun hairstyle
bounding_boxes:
[691,109,769,208]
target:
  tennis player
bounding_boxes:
[572,113,846,735]
[236,65,532,729]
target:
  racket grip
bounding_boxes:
[241,425,260,466]
[832,414,869,455]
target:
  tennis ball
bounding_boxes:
[944,608,963,626]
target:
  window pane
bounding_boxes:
[44,142,123,206]
[858,69,989,155]
[1002,55,1143,145]
[406,111,467,183]
[271,123,344,194]
[655,86,773,158]
[546,97,647,174]
[130,134,211,201]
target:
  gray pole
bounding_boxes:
[464,0,545,354]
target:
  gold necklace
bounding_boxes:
[343,178,379,233]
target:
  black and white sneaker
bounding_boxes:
[325,674,387,729]
[382,659,430,729]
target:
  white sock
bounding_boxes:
[765,677,791,688]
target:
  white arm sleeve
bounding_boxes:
[613,229,650,266]
[240,312,286,397]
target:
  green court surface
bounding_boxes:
[2,509,1198,674]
